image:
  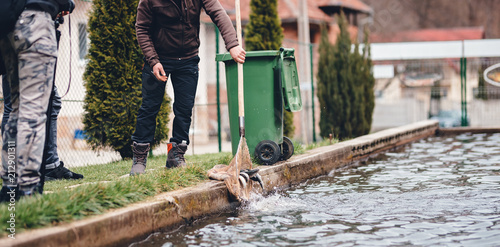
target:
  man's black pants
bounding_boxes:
[132,56,200,145]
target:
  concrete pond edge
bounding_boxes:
[3,120,498,246]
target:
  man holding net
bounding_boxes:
[130,0,246,175]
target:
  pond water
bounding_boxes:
[130,133,500,247]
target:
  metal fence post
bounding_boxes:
[460,41,468,127]
[215,26,222,152]
[463,57,468,126]
[460,57,468,127]
[310,43,316,142]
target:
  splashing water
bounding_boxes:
[131,133,500,247]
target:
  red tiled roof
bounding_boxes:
[371,27,485,43]
[202,0,332,23]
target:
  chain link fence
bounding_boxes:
[281,39,500,138]
[371,57,500,131]
[1,1,499,167]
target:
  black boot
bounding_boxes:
[166,141,187,168]
[19,183,43,198]
[130,141,150,175]
[0,185,18,204]
[45,161,84,181]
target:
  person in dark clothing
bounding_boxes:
[0,0,76,202]
[130,0,246,175]
[2,78,84,181]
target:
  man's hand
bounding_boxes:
[229,46,246,64]
[57,11,70,18]
[152,63,168,82]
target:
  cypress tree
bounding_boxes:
[245,0,283,51]
[351,42,365,137]
[317,23,342,138]
[245,0,295,137]
[83,0,171,159]
[333,12,353,139]
[317,12,374,140]
[361,27,375,134]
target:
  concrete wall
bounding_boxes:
[0,120,442,247]
[469,100,500,127]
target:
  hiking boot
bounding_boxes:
[19,183,43,198]
[166,141,187,168]
[130,142,150,175]
[45,161,84,181]
[0,185,18,204]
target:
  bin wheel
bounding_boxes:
[280,136,294,161]
[254,140,281,165]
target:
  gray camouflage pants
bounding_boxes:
[0,10,57,189]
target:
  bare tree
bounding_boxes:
[362,0,500,39]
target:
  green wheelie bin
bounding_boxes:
[215,48,302,165]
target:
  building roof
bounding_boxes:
[317,0,373,15]
[371,27,485,43]
[202,0,332,24]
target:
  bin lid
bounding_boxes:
[215,50,280,62]
[280,49,302,112]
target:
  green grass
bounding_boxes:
[0,139,337,237]
[0,152,233,237]
[293,138,337,155]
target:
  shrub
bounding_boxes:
[317,12,374,140]
[83,0,171,159]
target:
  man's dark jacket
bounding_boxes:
[136,0,239,68]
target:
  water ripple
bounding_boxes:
[132,133,500,247]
